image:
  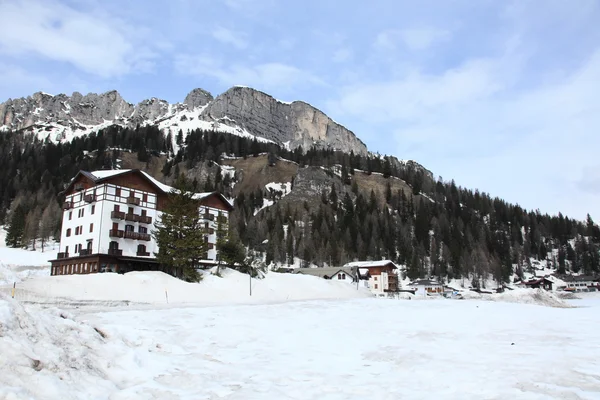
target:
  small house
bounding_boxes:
[343,260,399,295]
[519,278,554,291]
[409,279,444,297]
[294,267,356,283]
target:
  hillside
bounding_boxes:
[0,86,599,287]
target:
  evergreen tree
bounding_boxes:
[5,205,26,248]
[153,175,207,282]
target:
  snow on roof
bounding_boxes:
[343,260,396,269]
[90,170,210,199]
[410,279,443,286]
[90,169,131,179]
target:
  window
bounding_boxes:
[374,276,378,281]
[137,244,146,253]
[338,273,342,280]
[143,193,148,202]
[69,211,72,220]
[89,223,93,233]
[78,208,84,218]
[109,241,119,250]
[139,226,147,234]
[128,207,134,214]
[115,187,121,197]
[141,209,147,217]
[75,226,79,235]
[66,228,71,237]
[87,241,93,251]
[79,193,83,201]
[114,204,120,212]
[65,245,69,254]
[374,284,378,289]
[91,205,95,215]
[125,225,134,232]
[342,274,346,280]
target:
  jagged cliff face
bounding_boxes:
[0,86,367,155]
[203,87,367,154]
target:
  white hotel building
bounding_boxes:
[50,169,233,276]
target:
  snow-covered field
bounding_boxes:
[1,243,600,399]
[2,293,600,399]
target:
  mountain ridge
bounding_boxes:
[0,86,368,155]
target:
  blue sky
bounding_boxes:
[1,0,600,221]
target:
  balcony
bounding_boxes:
[136,251,150,257]
[108,248,123,256]
[111,211,125,220]
[63,202,73,210]
[84,194,96,203]
[57,252,69,259]
[124,230,138,240]
[139,233,151,241]
[127,196,140,205]
[123,231,151,241]
[125,213,137,222]
[79,249,92,256]
[74,183,85,191]
[203,213,214,221]
[109,229,124,238]
[139,215,152,224]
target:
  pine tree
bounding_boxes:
[153,175,207,282]
[5,205,26,248]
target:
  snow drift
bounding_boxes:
[6,268,373,307]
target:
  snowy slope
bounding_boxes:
[2,295,600,399]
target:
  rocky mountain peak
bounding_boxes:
[184,88,213,110]
[0,86,368,155]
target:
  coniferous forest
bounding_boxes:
[2,125,599,286]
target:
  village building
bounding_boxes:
[49,169,233,276]
[409,279,444,297]
[554,275,600,292]
[517,278,554,291]
[294,267,357,283]
[343,260,399,295]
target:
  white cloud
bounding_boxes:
[374,27,451,51]
[327,49,600,219]
[399,28,451,50]
[332,48,353,63]
[212,27,248,49]
[174,54,325,92]
[0,0,159,78]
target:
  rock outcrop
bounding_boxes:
[201,87,367,155]
[0,86,368,155]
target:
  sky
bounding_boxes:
[1,0,600,221]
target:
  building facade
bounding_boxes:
[343,260,399,295]
[50,169,233,276]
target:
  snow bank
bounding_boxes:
[6,268,372,306]
[459,288,571,308]
[0,244,52,285]
[0,294,143,400]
